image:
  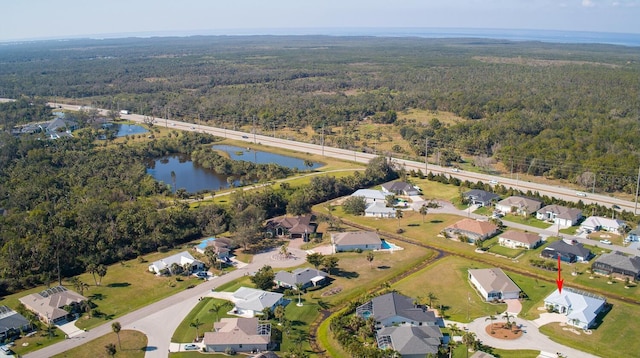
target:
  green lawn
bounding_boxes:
[172,298,235,343]
[501,215,552,229]
[393,256,506,322]
[486,243,525,259]
[9,327,65,356]
[52,330,147,358]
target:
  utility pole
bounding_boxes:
[425,138,429,174]
[635,165,640,215]
[321,123,325,156]
[252,116,256,144]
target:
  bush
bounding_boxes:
[396,228,405,234]
[158,246,169,253]
[355,248,363,253]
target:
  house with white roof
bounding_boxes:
[580,216,626,233]
[148,251,204,275]
[350,189,387,204]
[544,287,606,330]
[231,287,286,317]
[364,201,397,218]
[468,268,521,302]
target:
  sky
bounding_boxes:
[2,0,640,42]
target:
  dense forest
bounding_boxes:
[0,100,400,293]
[1,36,639,192]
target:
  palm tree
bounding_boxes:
[366,251,374,269]
[485,314,497,334]
[96,264,108,286]
[208,302,230,327]
[395,209,404,228]
[111,321,122,349]
[87,263,98,286]
[502,312,515,330]
[419,204,428,223]
[427,292,438,308]
[274,305,285,325]
[306,252,324,276]
[462,331,477,356]
[190,319,203,342]
[295,283,304,306]
[448,323,462,337]
[170,170,177,193]
[71,277,89,296]
[105,343,117,357]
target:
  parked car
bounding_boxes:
[184,344,198,351]
[242,135,249,139]
[489,180,499,185]
[599,239,612,245]
[576,191,587,197]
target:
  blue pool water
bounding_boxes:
[381,239,402,250]
[196,237,216,251]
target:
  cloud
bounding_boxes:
[582,0,596,7]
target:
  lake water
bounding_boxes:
[114,124,148,137]
[146,146,321,193]
[212,144,322,170]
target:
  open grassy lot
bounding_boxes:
[171,297,235,343]
[9,327,65,356]
[501,214,552,229]
[52,330,147,358]
[393,256,506,322]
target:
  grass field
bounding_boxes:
[9,327,65,356]
[52,330,147,358]
[501,215,552,229]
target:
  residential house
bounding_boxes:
[19,286,86,324]
[356,292,438,328]
[265,214,316,240]
[381,181,420,196]
[194,237,232,259]
[0,306,31,340]
[376,325,442,358]
[274,267,328,290]
[495,196,542,216]
[231,287,286,317]
[444,219,499,243]
[498,230,543,249]
[203,317,271,353]
[331,231,382,252]
[541,239,593,263]
[463,189,500,207]
[627,225,640,242]
[536,205,583,227]
[592,251,640,280]
[544,287,606,329]
[364,201,397,218]
[148,251,204,275]
[350,189,387,204]
[468,268,521,302]
[580,216,626,233]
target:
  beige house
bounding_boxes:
[444,219,499,243]
[498,230,543,249]
[331,231,382,252]
[19,286,86,324]
[468,268,520,301]
[495,196,542,216]
[203,317,271,353]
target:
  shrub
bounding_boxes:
[157,246,169,253]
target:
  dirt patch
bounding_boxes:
[321,286,342,297]
[484,323,523,340]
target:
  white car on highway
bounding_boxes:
[576,191,587,197]
[599,239,612,245]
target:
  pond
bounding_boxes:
[212,144,322,170]
[114,124,149,137]
[146,146,321,193]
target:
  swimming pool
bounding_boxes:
[380,239,403,250]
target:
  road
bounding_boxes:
[41,101,640,215]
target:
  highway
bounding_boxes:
[48,102,640,214]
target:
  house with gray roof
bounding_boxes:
[495,196,542,216]
[331,231,382,252]
[0,306,31,340]
[265,214,316,240]
[356,292,438,328]
[593,251,640,280]
[231,287,286,317]
[627,225,640,242]
[541,239,593,263]
[376,325,442,358]
[536,205,583,228]
[468,268,521,302]
[274,267,328,290]
[544,287,606,330]
[381,181,420,196]
[203,317,271,353]
[463,189,500,207]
